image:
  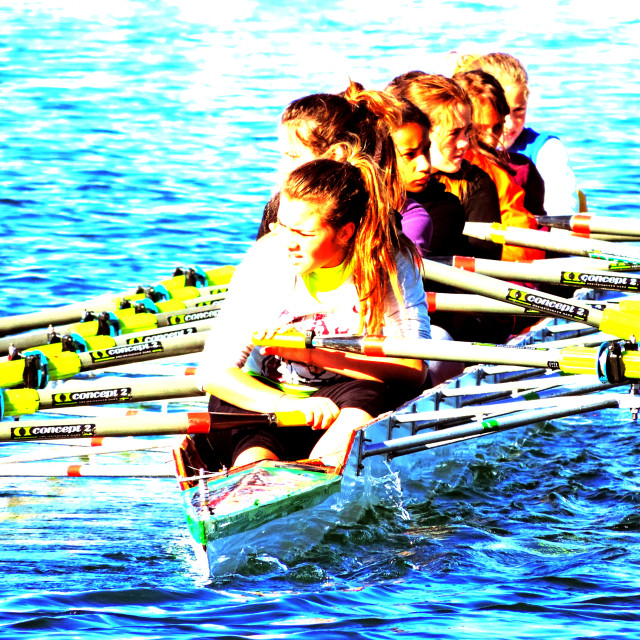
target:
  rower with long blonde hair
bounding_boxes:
[198,147,430,469]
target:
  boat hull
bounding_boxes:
[175,289,626,574]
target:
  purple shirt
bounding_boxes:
[399,197,433,258]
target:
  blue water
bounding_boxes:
[1,1,640,638]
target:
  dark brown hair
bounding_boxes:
[282,81,404,210]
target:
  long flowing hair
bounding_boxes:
[282,81,404,211]
[282,149,418,334]
[453,69,513,170]
[386,72,474,205]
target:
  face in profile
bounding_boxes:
[501,83,528,149]
[429,102,471,174]
[473,100,504,149]
[392,123,431,194]
[275,195,354,276]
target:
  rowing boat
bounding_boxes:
[172,283,639,575]
[2,228,640,577]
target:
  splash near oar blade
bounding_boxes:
[463,222,640,269]
[421,258,640,340]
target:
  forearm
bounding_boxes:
[202,366,283,414]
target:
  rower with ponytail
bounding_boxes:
[257,80,432,256]
[198,146,430,469]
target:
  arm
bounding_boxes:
[536,138,577,216]
[399,198,434,258]
[202,365,340,431]
[259,252,430,388]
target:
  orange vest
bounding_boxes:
[466,149,545,262]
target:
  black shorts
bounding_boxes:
[194,378,417,470]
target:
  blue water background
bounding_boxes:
[1,1,640,638]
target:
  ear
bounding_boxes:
[336,221,356,245]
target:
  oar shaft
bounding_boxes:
[0,318,215,359]
[2,376,204,418]
[363,395,621,459]
[0,332,208,390]
[0,265,234,337]
[310,335,559,368]
[440,256,640,292]
[463,222,640,265]
[254,332,640,380]
[427,292,541,315]
[540,215,640,237]
[1,412,211,441]
[422,259,640,340]
[0,410,305,442]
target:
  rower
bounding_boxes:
[452,51,578,216]
[255,80,433,256]
[386,72,503,262]
[197,146,431,469]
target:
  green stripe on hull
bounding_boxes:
[181,462,342,546]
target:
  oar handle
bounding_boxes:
[253,329,310,349]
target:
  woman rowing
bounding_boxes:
[387,73,519,344]
[197,148,431,469]
[453,52,578,215]
[256,81,434,256]
[390,95,467,258]
[386,72,503,261]
[452,69,545,262]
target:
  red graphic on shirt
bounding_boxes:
[290,312,352,336]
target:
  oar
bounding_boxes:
[421,259,640,340]
[0,410,306,442]
[434,256,640,292]
[361,394,623,460]
[0,331,207,390]
[463,222,640,268]
[391,379,622,428]
[0,463,175,477]
[253,330,640,381]
[539,214,640,238]
[0,307,218,359]
[0,264,235,337]
[524,255,640,273]
[1,375,204,419]
[0,296,223,357]
[424,292,624,318]
[0,437,177,464]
